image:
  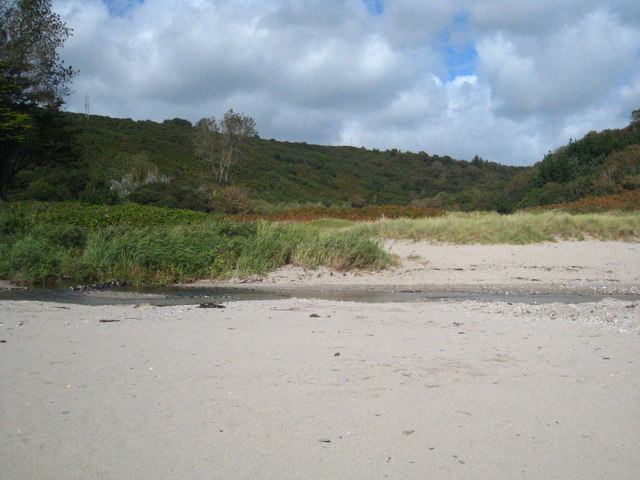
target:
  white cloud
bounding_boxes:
[53,0,640,166]
[477,9,640,117]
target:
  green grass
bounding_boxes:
[348,211,640,244]
[2,201,638,286]
[0,206,391,285]
[291,231,390,271]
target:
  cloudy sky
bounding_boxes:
[53,0,640,165]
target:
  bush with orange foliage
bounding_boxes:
[240,205,445,222]
[527,189,640,213]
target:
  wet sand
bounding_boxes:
[1,240,639,479]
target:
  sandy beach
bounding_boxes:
[1,240,639,479]
[206,240,640,294]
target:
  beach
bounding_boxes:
[1,240,639,479]
[207,240,640,293]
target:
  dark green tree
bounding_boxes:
[0,0,77,199]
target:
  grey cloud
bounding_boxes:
[469,0,640,33]
[477,10,640,117]
[383,0,461,48]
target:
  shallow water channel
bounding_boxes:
[1,285,639,306]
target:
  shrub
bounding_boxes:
[2,201,214,228]
[209,186,254,214]
[525,189,640,213]
[0,202,395,285]
[128,183,211,212]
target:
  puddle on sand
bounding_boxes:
[1,285,639,306]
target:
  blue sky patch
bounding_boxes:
[103,0,143,16]
[444,42,477,80]
[441,13,477,80]
[362,0,384,15]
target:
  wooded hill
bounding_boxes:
[516,116,640,208]
[7,110,640,213]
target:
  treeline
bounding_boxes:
[3,109,639,213]
[516,114,640,208]
[3,111,526,212]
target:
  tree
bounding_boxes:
[0,0,77,199]
[193,109,257,186]
[632,109,640,126]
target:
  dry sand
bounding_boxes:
[206,240,640,294]
[1,240,639,479]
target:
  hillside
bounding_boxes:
[59,112,521,210]
[513,115,640,209]
[5,110,639,212]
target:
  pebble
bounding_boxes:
[198,303,226,309]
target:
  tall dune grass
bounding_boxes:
[2,203,638,286]
[0,217,391,286]
[348,211,640,244]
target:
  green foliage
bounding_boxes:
[0,209,30,235]
[49,112,524,209]
[517,119,640,208]
[81,223,252,283]
[2,201,637,285]
[0,236,65,284]
[31,222,86,249]
[292,231,390,271]
[248,205,444,221]
[3,201,214,228]
[5,99,637,210]
[0,202,391,285]
[194,109,258,186]
[235,222,309,274]
[128,183,211,212]
[0,73,30,141]
[0,0,77,106]
[526,188,640,213]
[1,0,78,199]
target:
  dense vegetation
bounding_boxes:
[2,201,638,286]
[513,114,640,209]
[0,202,391,285]
[4,109,637,213]
[2,112,523,211]
[527,189,640,213]
[1,0,78,199]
